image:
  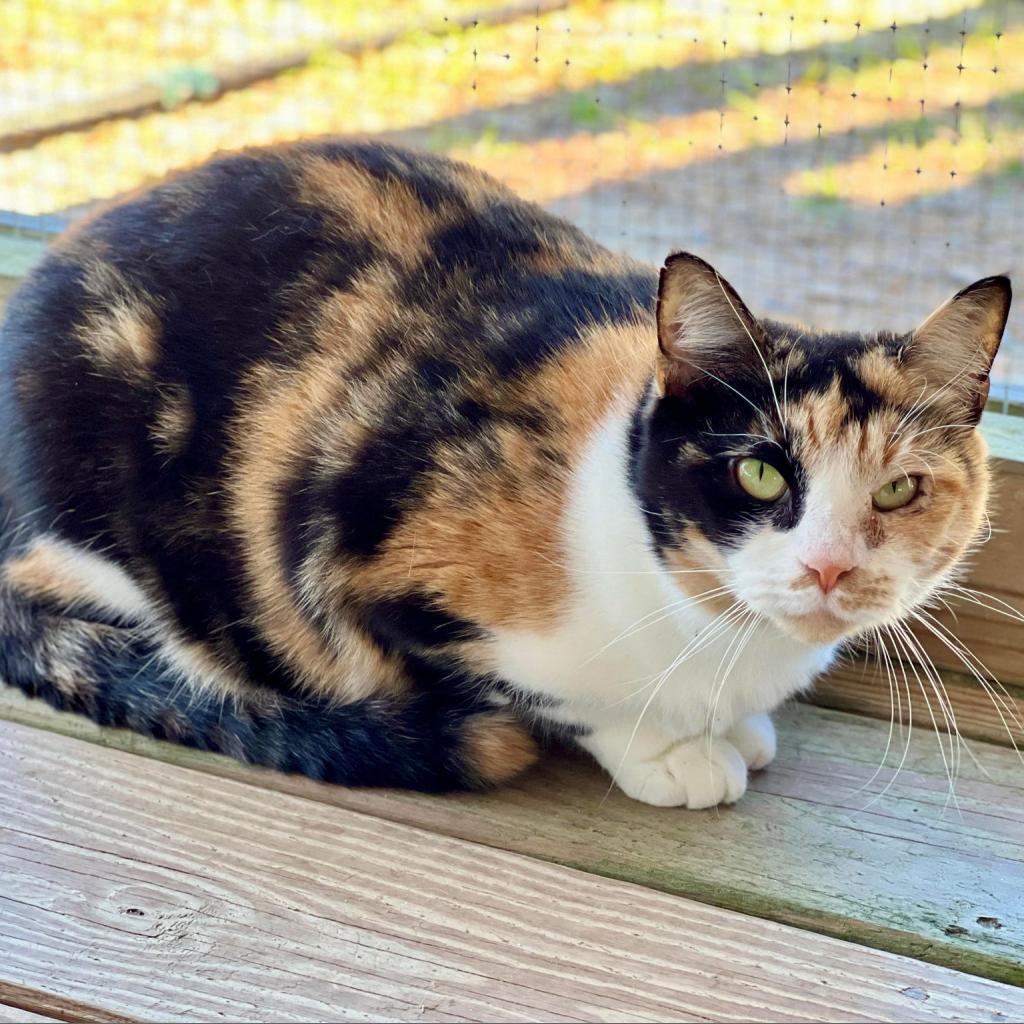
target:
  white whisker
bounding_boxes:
[909,609,1024,763]
[580,585,734,667]
[853,628,899,798]
[888,621,962,815]
[714,273,786,439]
[602,601,747,799]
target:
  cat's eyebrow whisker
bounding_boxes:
[888,444,961,479]
[686,361,773,433]
[901,421,977,443]
[890,380,931,439]
[899,444,961,468]
[700,431,783,450]
[781,344,795,429]
[891,362,977,440]
[714,273,787,441]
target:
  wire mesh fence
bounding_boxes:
[2,0,1021,404]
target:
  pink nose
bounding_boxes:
[802,558,854,595]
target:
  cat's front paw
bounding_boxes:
[615,737,748,808]
[726,713,777,771]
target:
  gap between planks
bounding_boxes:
[2,719,1023,1024]
[0,982,128,1024]
[1,690,1023,989]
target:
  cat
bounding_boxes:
[0,140,1011,807]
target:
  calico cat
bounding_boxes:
[0,140,1011,806]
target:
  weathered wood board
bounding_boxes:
[2,691,1022,987]
[3,720,1022,1023]
[814,658,1024,748]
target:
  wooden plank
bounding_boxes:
[0,1006,62,1024]
[813,657,1024,748]
[2,721,1022,1024]
[907,461,1024,687]
[0,981,131,1024]
[2,691,1023,988]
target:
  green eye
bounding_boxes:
[873,475,920,511]
[735,458,788,502]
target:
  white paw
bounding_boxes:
[614,737,748,808]
[726,713,777,771]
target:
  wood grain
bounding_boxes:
[2,690,1023,987]
[908,461,1024,687]
[813,657,1024,747]
[2,720,1022,1024]
[0,1006,62,1024]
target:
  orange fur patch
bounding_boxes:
[359,318,654,633]
[459,711,539,787]
[4,543,98,611]
[299,155,442,268]
[227,351,408,702]
[76,260,160,372]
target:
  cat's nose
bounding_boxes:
[801,558,855,595]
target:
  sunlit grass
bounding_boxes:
[786,119,1024,205]
[448,27,1024,204]
[0,0,522,129]
[0,0,1004,214]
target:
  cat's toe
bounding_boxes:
[616,737,747,808]
[726,713,777,771]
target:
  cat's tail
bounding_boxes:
[0,518,537,794]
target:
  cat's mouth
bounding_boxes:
[771,607,854,644]
[737,573,901,646]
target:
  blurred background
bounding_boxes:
[1,0,1021,403]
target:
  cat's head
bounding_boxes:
[631,252,1012,646]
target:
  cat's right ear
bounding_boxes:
[656,252,764,397]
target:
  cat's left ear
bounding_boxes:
[656,252,767,397]
[905,275,1012,422]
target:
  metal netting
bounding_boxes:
[1,0,1021,403]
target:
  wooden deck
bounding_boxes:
[2,688,1023,1022]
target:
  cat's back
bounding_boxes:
[2,139,650,377]
[0,140,654,533]
[0,141,657,685]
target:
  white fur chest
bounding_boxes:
[490,408,835,738]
